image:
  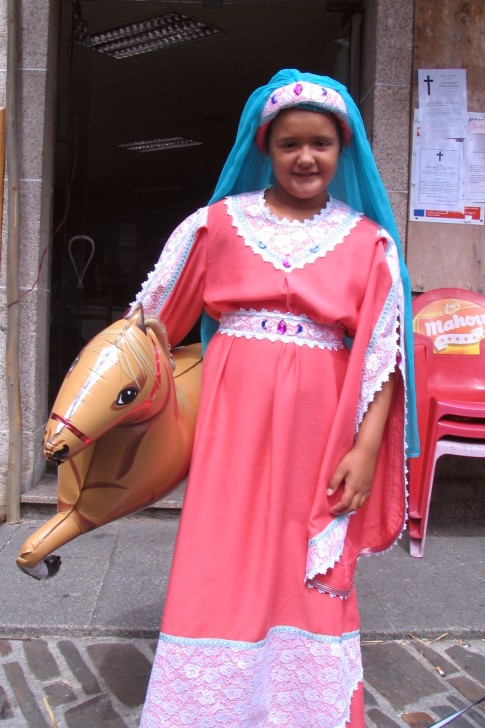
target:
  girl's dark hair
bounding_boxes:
[263,108,343,152]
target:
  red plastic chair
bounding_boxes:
[408,288,485,557]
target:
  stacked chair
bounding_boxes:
[407,288,485,557]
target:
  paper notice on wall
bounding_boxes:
[418,69,468,139]
[414,139,465,211]
[466,133,485,202]
[468,112,485,135]
[409,108,485,224]
[411,206,484,224]
[466,114,485,202]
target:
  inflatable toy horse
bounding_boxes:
[17,305,202,578]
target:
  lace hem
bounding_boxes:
[226,191,362,273]
[140,626,362,728]
[305,514,351,582]
[219,309,345,350]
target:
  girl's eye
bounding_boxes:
[116,387,139,406]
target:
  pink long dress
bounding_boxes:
[136,190,407,728]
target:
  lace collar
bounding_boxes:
[225,190,362,272]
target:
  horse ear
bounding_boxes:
[145,317,175,370]
[127,304,147,334]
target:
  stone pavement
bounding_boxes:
[1,463,485,727]
[1,632,485,727]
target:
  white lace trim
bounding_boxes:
[219,309,345,350]
[357,232,404,431]
[130,206,208,317]
[140,627,362,728]
[226,190,362,272]
[305,514,352,585]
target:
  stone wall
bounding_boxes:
[360,0,415,250]
[0,1,59,516]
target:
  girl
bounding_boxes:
[135,69,418,727]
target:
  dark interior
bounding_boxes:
[50,0,363,400]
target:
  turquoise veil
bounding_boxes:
[202,68,419,456]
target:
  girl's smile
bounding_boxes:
[265,109,341,221]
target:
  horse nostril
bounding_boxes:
[50,444,70,462]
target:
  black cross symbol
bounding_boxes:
[423,74,434,95]
[437,151,443,162]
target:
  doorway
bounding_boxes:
[50,0,362,402]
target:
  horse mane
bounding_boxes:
[84,323,157,389]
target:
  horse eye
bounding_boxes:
[116,387,139,406]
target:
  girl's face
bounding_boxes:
[266,109,340,213]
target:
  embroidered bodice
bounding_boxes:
[226,190,362,272]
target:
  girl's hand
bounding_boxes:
[326,375,396,515]
[327,445,377,515]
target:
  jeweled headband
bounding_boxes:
[256,81,353,150]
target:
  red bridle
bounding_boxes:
[49,333,165,444]
[49,413,94,445]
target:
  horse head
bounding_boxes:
[44,304,174,463]
[18,305,202,579]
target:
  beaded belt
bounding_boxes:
[218,310,345,350]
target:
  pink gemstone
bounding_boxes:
[277,320,287,334]
[294,83,303,96]
[283,257,291,268]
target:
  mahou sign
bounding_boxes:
[413,297,485,355]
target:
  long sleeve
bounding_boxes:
[130,206,208,346]
[305,228,407,595]
[357,230,404,431]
